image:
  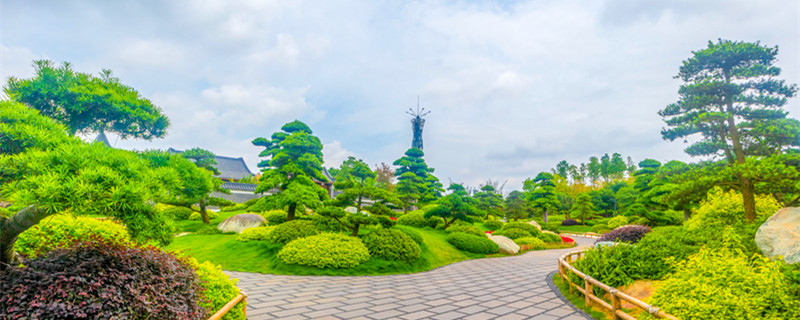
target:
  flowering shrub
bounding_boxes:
[15,214,132,258]
[268,220,318,244]
[596,225,651,244]
[483,220,504,230]
[561,219,579,226]
[0,239,206,319]
[235,226,273,242]
[363,229,420,262]
[277,233,370,268]
[447,232,499,254]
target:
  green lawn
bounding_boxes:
[559,225,593,233]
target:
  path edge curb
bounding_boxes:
[546,270,595,320]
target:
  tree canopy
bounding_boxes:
[393,148,443,212]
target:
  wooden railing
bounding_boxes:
[558,251,679,320]
[559,232,600,239]
[208,292,247,320]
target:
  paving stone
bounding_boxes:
[432,311,467,320]
[400,310,436,320]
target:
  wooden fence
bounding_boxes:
[559,232,601,239]
[558,251,679,320]
[208,292,247,320]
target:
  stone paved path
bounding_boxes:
[228,236,594,320]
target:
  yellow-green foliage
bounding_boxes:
[235,226,273,242]
[591,224,610,234]
[278,233,370,268]
[514,237,545,249]
[397,211,427,228]
[445,225,483,237]
[686,188,781,230]
[162,205,195,220]
[15,214,132,258]
[194,260,245,320]
[263,210,288,225]
[268,220,318,244]
[483,220,504,230]
[607,216,629,229]
[650,247,800,319]
[188,210,219,221]
[362,229,421,262]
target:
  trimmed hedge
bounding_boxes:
[537,232,563,243]
[597,225,651,244]
[502,222,541,236]
[0,240,206,319]
[515,237,545,249]
[189,210,219,221]
[483,220,504,230]
[445,225,484,237]
[497,228,531,240]
[363,229,421,262]
[277,233,370,268]
[267,220,318,244]
[426,216,445,228]
[607,216,629,229]
[591,224,611,234]
[194,260,245,319]
[15,214,132,258]
[235,226,273,242]
[395,226,424,245]
[397,211,427,228]
[309,214,348,232]
[447,232,499,254]
[163,206,195,220]
[263,210,288,225]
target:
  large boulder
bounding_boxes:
[527,220,542,231]
[755,207,800,264]
[488,235,520,254]
[217,213,266,234]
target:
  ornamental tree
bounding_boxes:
[252,120,328,221]
[524,172,559,223]
[659,39,799,222]
[332,157,400,213]
[0,100,73,155]
[504,190,530,221]
[424,185,480,228]
[393,148,443,212]
[571,193,599,225]
[474,184,504,218]
[4,60,169,140]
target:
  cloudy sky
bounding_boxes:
[2,0,799,191]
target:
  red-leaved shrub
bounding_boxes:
[596,225,651,244]
[561,219,579,226]
[0,238,207,319]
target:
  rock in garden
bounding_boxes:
[527,220,542,230]
[755,207,800,264]
[217,214,266,234]
[489,235,519,254]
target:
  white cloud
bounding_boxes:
[323,140,357,168]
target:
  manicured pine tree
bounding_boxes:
[571,193,599,225]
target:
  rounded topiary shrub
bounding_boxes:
[268,220,318,244]
[397,211,427,228]
[395,226,424,245]
[426,216,445,228]
[514,237,545,249]
[309,214,348,232]
[0,240,206,319]
[483,220,504,230]
[15,214,132,258]
[591,224,611,234]
[597,225,651,244]
[498,228,531,240]
[163,205,195,220]
[445,225,484,237]
[363,229,421,262]
[607,216,629,229]
[502,222,541,236]
[263,210,288,225]
[561,219,579,226]
[235,226,273,242]
[277,233,370,268]
[537,232,563,243]
[447,232,499,254]
[188,210,219,221]
[193,260,245,320]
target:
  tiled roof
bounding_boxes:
[221,182,258,192]
[168,148,253,180]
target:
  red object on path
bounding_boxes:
[484,230,494,234]
[560,236,574,243]
[389,217,397,221]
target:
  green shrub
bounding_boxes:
[502,222,541,236]
[685,187,781,231]
[483,220,504,230]
[277,233,370,268]
[263,210,288,225]
[309,214,348,232]
[376,216,396,229]
[607,216,629,229]
[194,260,246,319]
[643,210,683,226]
[514,237,545,249]
[267,220,318,244]
[362,229,421,262]
[445,225,484,237]
[188,210,219,221]
[628,226,710,279]
[15,214,132,258]
[447,232,499,254]
[570,244,642,291]
[632,216,650,226]
[397,211,427,228]
[235,226,273,242]
[395,226,423,245]
[426,216,445,228]
[542,222,561,232]
[537,232,562,243]
[650,246,800,319]
[591,224,610,234]
[498,228,531,240]
[163,206,195,220]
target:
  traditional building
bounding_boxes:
[168,148,265,203]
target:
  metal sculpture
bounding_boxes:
[406,97,430,150]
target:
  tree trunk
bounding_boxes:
[543,209,549,223]
[287,203,297,221]
[741,178,757,222]
[351,223,360,237]
[683,208,691,221]
[444,217,456,228]
[357,195,363,213]
[723,71,756,222]
[1,205,50,266]
[200,198,210,225]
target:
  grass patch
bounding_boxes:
[559,225,593,233]
[552,273,610,320]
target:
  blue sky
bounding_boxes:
[2,0,799,191]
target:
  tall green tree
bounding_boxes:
[474,184,504,218]
[393,148,442,212]
[252,120,328,221]
[332,157,399,213]
[504,190,530,221]
[425,186,480,228]
[5,60,169,139]
[179,147,224,224]
[524,172,559,223]
[659,40,799,221]
[571,193,599,225]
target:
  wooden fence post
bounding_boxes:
[584,276,593,307]
[609,288,621,320]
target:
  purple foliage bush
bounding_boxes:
[561,219,579,226]
[596,225,652,244]
[0,238,206,319]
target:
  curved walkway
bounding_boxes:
[228,236,594,320]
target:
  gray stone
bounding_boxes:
[489,235,520,254]
[216,213,266,233]
[527,220,542,230]
[756,207,800,264]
